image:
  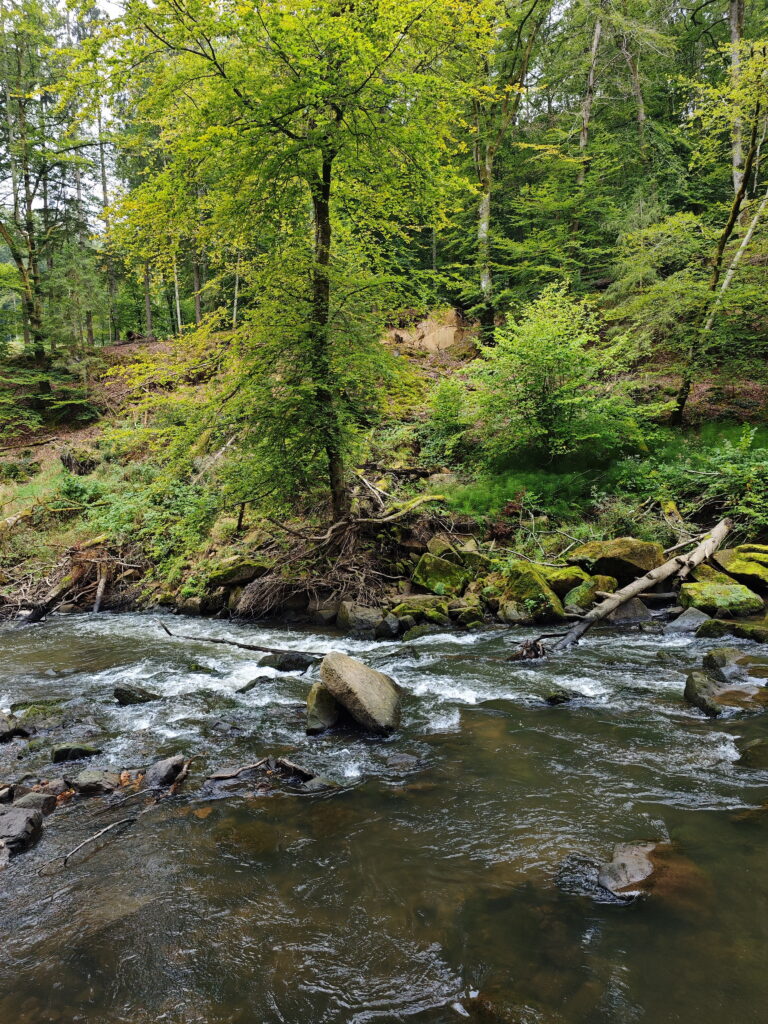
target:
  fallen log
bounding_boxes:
[548,518,733,655]
[25,564,88,624]
[158,621,322,658]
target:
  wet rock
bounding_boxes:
[498,563,565,625]
[684,670,726,717]
[386,752,421,771]
[0,714,30,743]
[679,581,763,618]
[306,682,342,735]
[67,769,121,795]
[695,618,768,643]
[300,775,337,793]
[143,754,185,788]
[40,779,69,796]
[597,842,658,900]
[320,651,401,734]
[563,574,617,611]
[666,607,712,633]
[567,538,664,583]
[236,675,275,694]
[336,601,385,636]
[702,646,751,682]
[457,606,485,628]
[258,650,318,673]
[374,612,401,639]
[606,596,652,622]
[0,785,12,804]
[307,597,339,625]
[411,553,470,596]
[177,596,202,615]
[0,806,43,854]
[13,791,56,815]
[402,623,440,641]
[206,555,271,588]
[544,688,575,705]
[684,650,768,716]
[737,738,768,769]
[52,743,101,763]
[114,684,161,706]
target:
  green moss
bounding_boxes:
[679,582,763,618]
[713,549,768,594]
[563,574,617,610]
[695,619,768,643]
[411,553,470,596]
[539,565,590,597]
[498,563,565,625]
[568,537,664,581]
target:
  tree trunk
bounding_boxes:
[551,518,733,653]
[577,17,603,186]
[192,257,202,325]
[310,153,348,519]
[173,260,182,334]
[143,264,153,339]
[232,254,240,328]
[477,143,493,333]
[729,0,745,195]
[618,34,647,157]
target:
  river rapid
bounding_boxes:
[0,612,766,1024]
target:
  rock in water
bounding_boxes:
[306,682,342,735]
[319,652,401,734]
[695,619,768,643]
[67,770,121,795]
[114,684,161,706]
[666,607,711,633]
[259,650,318,673]
[497,563,565,625]
[679,582,763,618]
[13,792,56,815]
[143,754,185,788]
[0,806,43,854]
[52,744,101,763]
[606,597,651,622]
[684,649,768,716]
[598,842,658,900]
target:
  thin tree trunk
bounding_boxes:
[192,257,202,325]
[143,264,153,339]
[310,153,348,519]
[729,0,745,195]
[577,17,603,186]
[173,260,182,333]
[232,254,240,328]
[618,34,647,157]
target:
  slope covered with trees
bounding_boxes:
[1,0,767,604]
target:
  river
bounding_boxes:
[0,612,766,1023]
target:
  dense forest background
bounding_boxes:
[1,0,767,595]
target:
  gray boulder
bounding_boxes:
[306,682,342,735]
[0,714,30,742]
[143,754,185,788]
[374,613,401,639]
[0,806,43,854]
[52,743,101,763]
[13,791,56,815]
[114,685,161,706]
[666,607,711,633]
[259,651,318,673]
[320,652,401,734]
[67,769,121,795]
[606,597,652,623]
[336,601,384,636]
[598,842,658,900]
[684,669,725,718]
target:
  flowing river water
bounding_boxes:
[1,612,767,1023]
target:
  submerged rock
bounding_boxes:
[320,651,401,734]
[684,649,768,716]
[598,842,658,900]
[0,806,43,854]
[236,675,275,693]
[114,684,161,706]
[52,743,101,763]
[306,682,342,735]
[666,607,712,633]
[567,538,664,583]
[737,738,768,769]
[544,688,576,705]
[679,582,763,618]
[143,754,185,788]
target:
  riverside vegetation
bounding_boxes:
[2,1,768,1022]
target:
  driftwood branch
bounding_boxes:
[54,816,137,869]
[550,518,732,654]
[158,621,321,658]
[205,758,268,781]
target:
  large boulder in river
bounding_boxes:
[411,554,470,596]
[540,565,590,598]
[695,618,768,643]
[306,682,342,735]
[567,538,664,584]
[598,842,659,900]
[320,652,401,734]
[679,581,763,618]
[684,648,768,716]
[498,563,565,625]
[666,607,711,633]
[563,574,617,611]
[114,684,161,706]
[336,601,384,636]
[0,806,43,854]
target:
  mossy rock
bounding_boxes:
[539,565,590,597]
[563,574,617,611]
[688,563,736,585]
[461,550,493,574]
[713,548,768,595]
[207,556,272,589]
[402,624,441,642]
[695,619,768,643]
[391,597,450,622]
[457,607,484,628]
[498,563,565,625]
[680,582,763,618]
[411,553,470,596]
[567,538,664,583]
[426,535,461,562]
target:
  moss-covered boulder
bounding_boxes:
[679,582,763,618]
[461,550,493,574]
[688,563,737,585]
[426,535,461,562]
[713,546,768,595]
[567,538,664,583]
[498,563,565,625]
[412,553,470,596]
[391,596,450,621]
[563,574,617,610]
[695,618,768,643]
[206,556,272,588]
[539,565,590,597]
